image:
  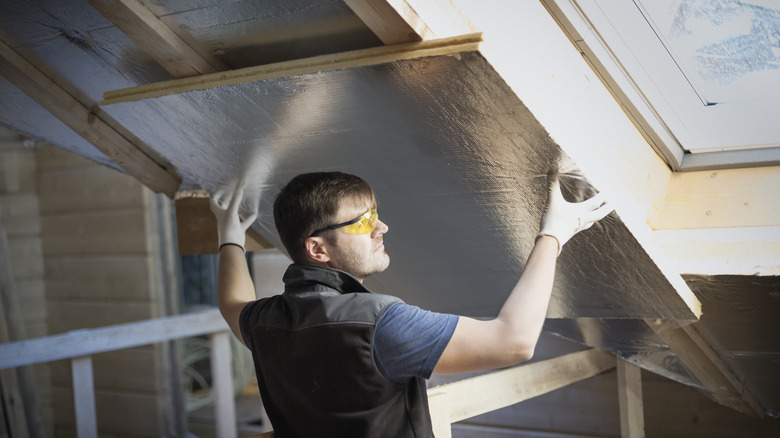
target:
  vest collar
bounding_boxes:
[282,263,370,294]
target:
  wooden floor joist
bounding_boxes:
[0,33,181,197]
[88,0,228,77]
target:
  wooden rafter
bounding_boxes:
[344,0,433,44]
[645,319,764,417]
[427,349,615,438]
[0,34,180,197]
[87,0,228,77]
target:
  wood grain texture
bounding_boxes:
[661,166,780,229]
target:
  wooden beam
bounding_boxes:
[653,227,780,275]
[0,33,180,197]
[645,321,764,417]
[427,349,615,438]
[174,191,273,254]
[87,0,227,77]
[617,358,645,438]
[660,166,780,229]
[101,33,483,105]
[344,0,433,44]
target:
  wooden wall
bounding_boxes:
[34,144,180,437]
[0,127,52,436]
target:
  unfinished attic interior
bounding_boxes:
[0,0,778,436]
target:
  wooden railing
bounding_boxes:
[0,309,237,438]
[0,310,619,438]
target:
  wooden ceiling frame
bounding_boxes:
[87,0,228,77]
[0,30,180,197]
[84,0,776,417]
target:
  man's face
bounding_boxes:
[324,198,390,281]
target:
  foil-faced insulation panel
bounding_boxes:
[0,0,379,169]
[102,49,697,320]
[546,274,780,415]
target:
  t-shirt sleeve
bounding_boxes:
[373,302,459,383]
[239,300,259,349]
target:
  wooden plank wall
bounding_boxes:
[35,144,175,437]
[0,127,52,436]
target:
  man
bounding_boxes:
[210,171,611,437]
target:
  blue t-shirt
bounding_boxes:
[373,302,459,384]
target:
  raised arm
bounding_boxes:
[210,184,258,344]
[434,177,612,374]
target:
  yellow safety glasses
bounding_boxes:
[309,205,378,237]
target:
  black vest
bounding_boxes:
[242,263,434,437]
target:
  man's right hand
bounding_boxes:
[210,183,258,252]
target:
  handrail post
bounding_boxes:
[210,331,236,438]
[71,355,97,438]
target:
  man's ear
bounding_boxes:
[304,236,330,263]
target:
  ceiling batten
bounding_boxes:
[100,33,484,105]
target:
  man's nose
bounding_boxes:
[372,219,388,237]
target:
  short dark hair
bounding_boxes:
[273,172,374,262]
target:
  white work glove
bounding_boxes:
[537,177,613,256]
[210,183,258,252]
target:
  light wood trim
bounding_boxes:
[427,349,615,438]
[87,0,227,77]
[0,35,181,196]
[646,321,764,417]
[653,227,780,275]
[101,33,483,105]
[617,358,645,438]
[344,0,433,44]
[660,166,780,229]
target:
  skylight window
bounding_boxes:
[551,0,780,169]
[638,0,780,106]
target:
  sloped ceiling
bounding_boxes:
[0,0,777,420]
